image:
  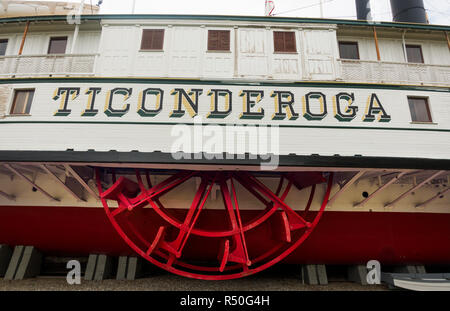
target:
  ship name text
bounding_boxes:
[52,86,391,123]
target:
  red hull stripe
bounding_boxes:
[0,206,449,264]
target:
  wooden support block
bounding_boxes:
[85,254,115,281]
[0,245,13,277]
[301,264,328,285]
[4,246,42,280]
[301,265,318,285]
[127,257,143,280]
[416,265,427,274]
[348,265,369,285]
[116,256,128,281]
[316,264,328,285]
[15,246,42,279]
[84,254,98,281]
[116,256,143,280]
[4,246,24,280]
[94,255,114,281]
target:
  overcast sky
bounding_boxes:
[90,0,449,25]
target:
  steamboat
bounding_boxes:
[0,0,449,285]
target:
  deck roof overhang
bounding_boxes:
[0,151,449,171]
[0,14,449,32]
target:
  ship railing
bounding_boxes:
[338,59,450,86]
[0,54,98,77]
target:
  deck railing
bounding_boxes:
[0,54,97,77]
[339,59,450,86]
[1,54,449,85]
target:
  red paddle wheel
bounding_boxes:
[95,169,334,280]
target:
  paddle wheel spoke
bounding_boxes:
[99,176,140,216]
[234,177,270,207]
[302,185,316,218]
[144,171,165,211]
[111,202,128,217]
[165,175,216,258]
[130,171,196,211]
[218,179,251,271]
[179,177,217,252]
[230,178,251,269]
[234,172,310,230]
[275,176,285,196]
[142,174,217,261]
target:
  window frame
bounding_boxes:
[140,29,165,51]
[207,30,231,52]
[405,44,424,64]
[407,96,433,124]
[0,38,8,56]
[338,41,360,60]
[8,89,35,116]
[273,31,297,53]
[47,36,68,55]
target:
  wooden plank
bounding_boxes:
[0,190,15,201]
[64,164,99,200]
[328,170,366,206]
[385,171,445,208]
[13,164,45,175]
[354,171,410,207]
[416,187,450,208]
[0,167,15,178]
[3,164,59,202]
[40,165,86,202]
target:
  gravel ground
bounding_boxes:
[0,274,389,291]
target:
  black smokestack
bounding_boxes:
[355,0,372,20]
[390,0,428,23]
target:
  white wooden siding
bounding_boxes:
[338,35,450,65]
[0,20,448,84]
[0,82,449,161]
[0,34,17,56]
[73,31,101,54]
[237,28,269,78]
[93,24,340,80]
[96,26,135,76]
[269,29,302,79]
[21,33,72,55]
[302,29,339,80]
[133,26,167,77]
[169,26,203,77]
[0,85,10,117]
[203,27,234,79]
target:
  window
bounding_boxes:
[10,89,35,115]
[405,45,424,63]
[338,41,360,60]
[408,97,432,123]
[208,30,230,51]
[141,29,164,50]
[48,37,68,54]
[273,31,296,52]
[0,39,8,56]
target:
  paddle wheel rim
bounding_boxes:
[96,169,334,280]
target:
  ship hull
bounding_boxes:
[1,205,449,265]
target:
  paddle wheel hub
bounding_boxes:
[96,169,334,280]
